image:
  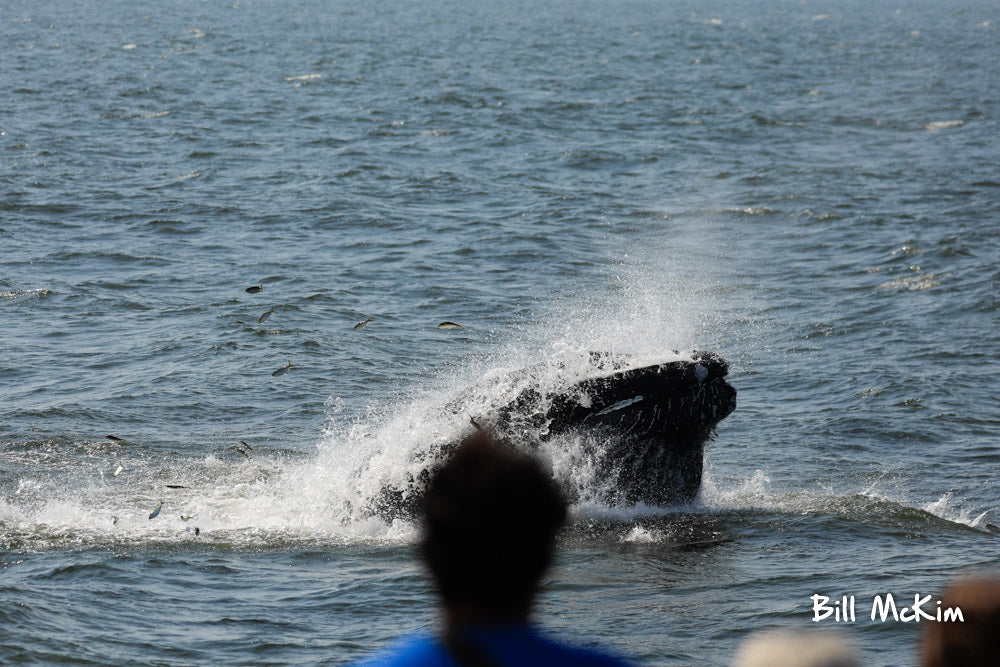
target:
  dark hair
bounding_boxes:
[922,575,1000,667]
[420,432,567,617]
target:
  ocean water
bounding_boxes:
[2,0,998,664]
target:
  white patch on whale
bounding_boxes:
[594,395,644,417]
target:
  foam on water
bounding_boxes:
[1,287,52,302]
[0,445,418,548]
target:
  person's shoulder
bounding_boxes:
[351,633,456,667]
[513,627,634,666]
[540,637,633,666]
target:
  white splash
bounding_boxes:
[922,493,991,530]
[1,287,51,301]
[924,120,964,131]
[621,525,658,543]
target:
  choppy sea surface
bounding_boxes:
[2,0,998,664]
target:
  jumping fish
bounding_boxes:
[258,308,275,324]
[469,416,484,431]
[233,440,253,458]
[245,285,262,294]
[353,316,373,330]
[437,321,463,330]
[113,465,123,477]
[180,515,196,522]
[272,361,293,377]
[149,501,164,520]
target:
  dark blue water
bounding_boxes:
[2,0,998,664]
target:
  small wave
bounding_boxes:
[141,170,204,190]
[285,74,322,82]
[46,250,168,265]
[924,120,964,131]
[890,243,921,257]
[704,206,780,217]
[1,288,52,302]
[752,115,800,127]
[876,272,946,291]
[702,471,994,534]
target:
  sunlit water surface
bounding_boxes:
[2,0,998,664]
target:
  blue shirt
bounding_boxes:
[354,625,633,666]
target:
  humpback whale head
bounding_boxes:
[370,351,736,520]
[519,350,736,506]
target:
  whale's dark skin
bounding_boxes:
[372,351,736,520]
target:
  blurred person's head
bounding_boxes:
[733,629,860,667]
[420,431,567,626]
[921,575,1000,667]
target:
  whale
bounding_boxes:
[371,351,737,520]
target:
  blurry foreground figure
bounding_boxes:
[733,629,860,667]
[921,575,1000,667]
[358,432,632,666]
